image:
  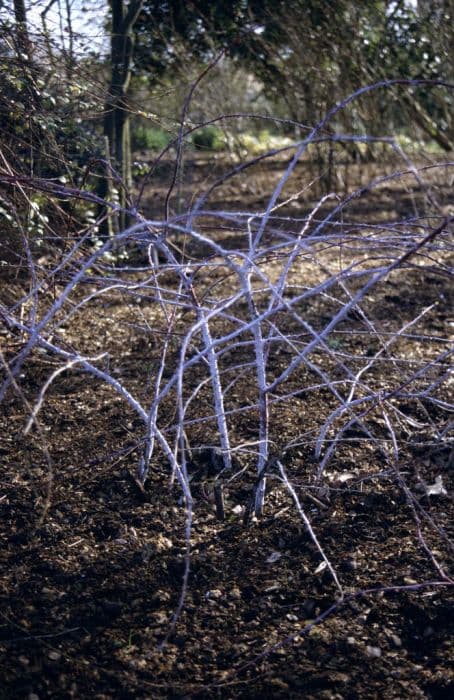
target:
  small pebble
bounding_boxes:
[366,645,382,658]
[205,589,223,600]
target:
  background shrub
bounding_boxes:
[191,126,224,151]
[132,125,172,151]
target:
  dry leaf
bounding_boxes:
[425,475,447,496]
[314,561,327,574]
[266,551,282,564]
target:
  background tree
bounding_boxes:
[0,1,103,265]
[134,0,453,152]
[100,0,144,234]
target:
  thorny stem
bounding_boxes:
[1,80,452,652]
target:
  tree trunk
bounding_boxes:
[13,0,30,55]
[12,0,44,175]
[400,90,454,152]
[99,0,143,236]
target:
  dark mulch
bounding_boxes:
[0,157,453,698]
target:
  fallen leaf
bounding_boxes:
[425,475,447,496]
[314,561,327,575]
[366,645,382,658]
[266,551,282,564]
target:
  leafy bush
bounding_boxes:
[132,126,171,151]
[191,126,224,151]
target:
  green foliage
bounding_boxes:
[0,47,101,181]
[226,129,293,156]
[131,125,172,151]
[135,0,453,150]
[192,126,224,151]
